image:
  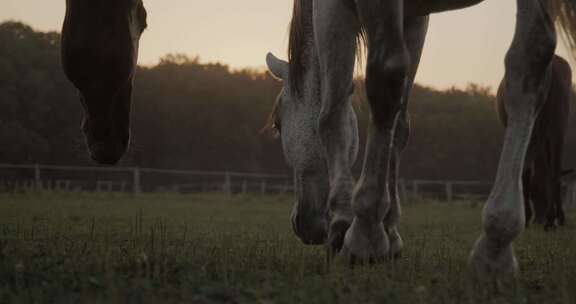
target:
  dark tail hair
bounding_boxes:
[552,0,576,60]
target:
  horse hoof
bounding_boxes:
[326,218,352,257]
[341,218,389,266]
[544,222,557,232]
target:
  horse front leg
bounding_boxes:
[340,0,409,263]
[469,0,556,277]
[313,0,360,254]
[386,15,429,259]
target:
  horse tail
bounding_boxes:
[552,0,576,60]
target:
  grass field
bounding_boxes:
[0,191,574,303]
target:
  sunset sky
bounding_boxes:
[1,0,574,90]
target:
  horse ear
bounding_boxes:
[266,52,288,80]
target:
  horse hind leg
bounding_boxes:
[557,189,566,226]
[469,0,556,277]
[547,146,564,229]
[552,114,568,227]
[543,163,560,230]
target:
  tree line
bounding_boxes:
[1,21,574,181]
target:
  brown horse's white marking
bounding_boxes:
[267,0,576,277]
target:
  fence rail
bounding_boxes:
[0,163,495,201]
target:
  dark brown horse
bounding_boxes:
[61,0,147,164]
[497,55,572,230]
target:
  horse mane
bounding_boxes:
[552,0,576,60]
[288,0,312,95]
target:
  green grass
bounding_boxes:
[0,191,574,303]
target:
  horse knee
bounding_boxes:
[367,47,408,81]
[502,37,555,120]
[483,186,526,244]
[365,47,409,127]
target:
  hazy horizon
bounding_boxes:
[2,0,574,91]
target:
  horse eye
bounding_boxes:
[271,121,281,137]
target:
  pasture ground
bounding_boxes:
[0,191,574,303]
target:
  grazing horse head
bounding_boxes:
[61,0,147,164]
[265,52,359,245]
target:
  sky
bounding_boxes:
[1,0,574,91]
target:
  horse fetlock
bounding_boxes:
[326,213,353,254]
[469,234,518,279]
[341,217,389,264]
[482,209,524,245]
[352,183,389,222]
[482,188,525,244]
[558,210,566,226]
[385,196,402,226]
[387,227,403,259]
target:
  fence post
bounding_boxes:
[446,182,453,202]
[260,180,267,195]
[133,167,141,195]
[34,164,42,189]
[223,172,232,195]
[242,180,248,194]
[412,180,419,197]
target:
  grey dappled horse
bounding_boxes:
[497,55,572,230]
[266,0,576,277]
[61,0,147,164]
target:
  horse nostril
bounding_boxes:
[290,205,327,245]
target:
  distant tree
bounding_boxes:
[0,22,83,164]
[1,21,574,181]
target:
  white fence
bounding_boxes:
[0,163,494,201]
